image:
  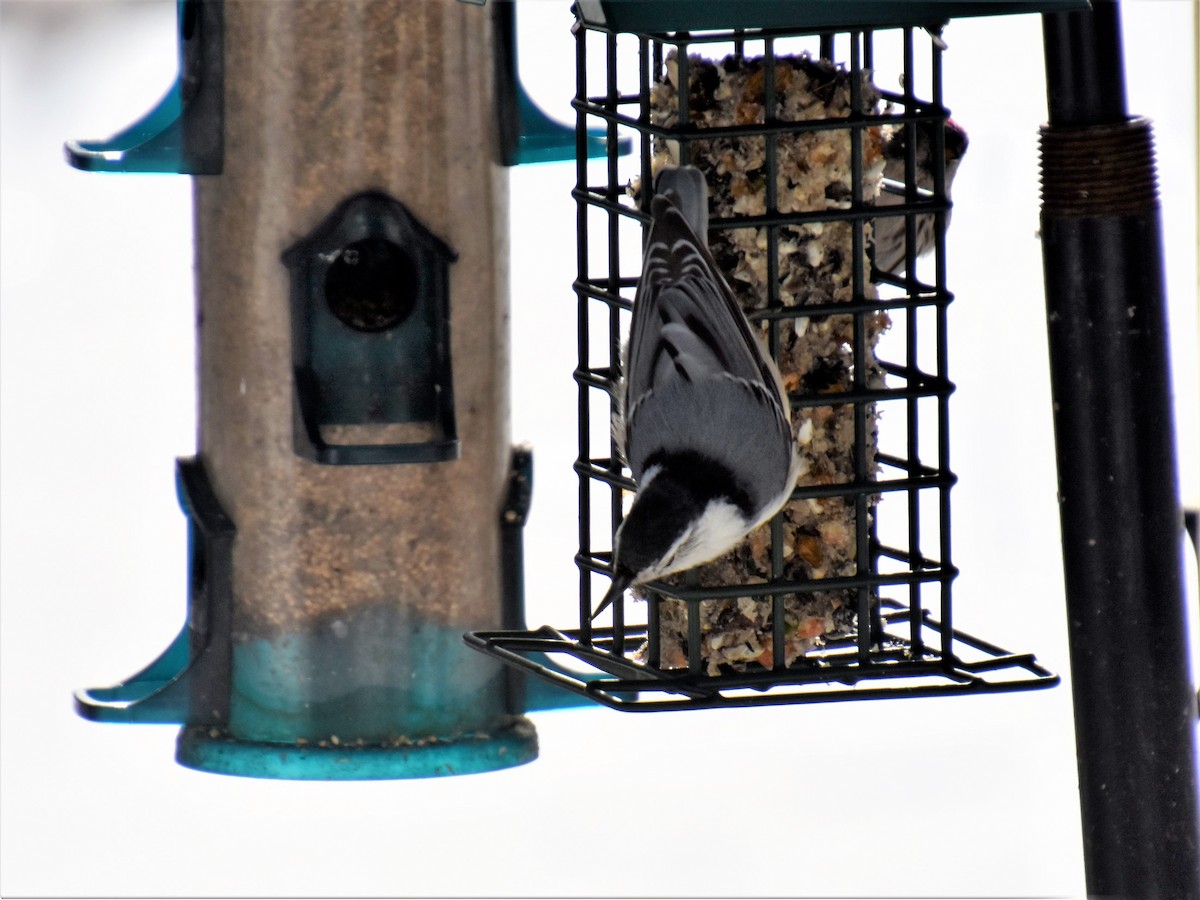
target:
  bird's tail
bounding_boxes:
[653,165,709,239]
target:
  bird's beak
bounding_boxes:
[591,570,632,621]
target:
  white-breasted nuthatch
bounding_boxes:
[592,166,801,620]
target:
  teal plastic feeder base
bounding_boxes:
[176,716,538,780]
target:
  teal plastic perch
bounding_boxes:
[510,85,628,165]
[64,0,223,174]
[74,458,233,725]
[73,626,193,724]
[493,0,629,165]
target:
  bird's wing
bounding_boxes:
[624,190,793,502]
[626,195,781,410]
[629,373,795,512]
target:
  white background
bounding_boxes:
[2,1,1197,896]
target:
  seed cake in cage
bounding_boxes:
[626,48,889,674]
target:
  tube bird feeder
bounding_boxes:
[70,0,582,779]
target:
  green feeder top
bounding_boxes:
[575,0,1091,33]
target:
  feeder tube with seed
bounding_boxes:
[184,0,534,778]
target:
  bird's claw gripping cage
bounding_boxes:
[467,6,1060,710]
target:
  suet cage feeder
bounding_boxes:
[467,1,1083,709]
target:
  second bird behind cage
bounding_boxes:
[467,10,1057,710]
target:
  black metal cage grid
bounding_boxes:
[467,17,1057,711]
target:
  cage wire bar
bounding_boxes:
[467,15,1057,710]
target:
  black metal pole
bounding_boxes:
[1040,3,1200,896]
